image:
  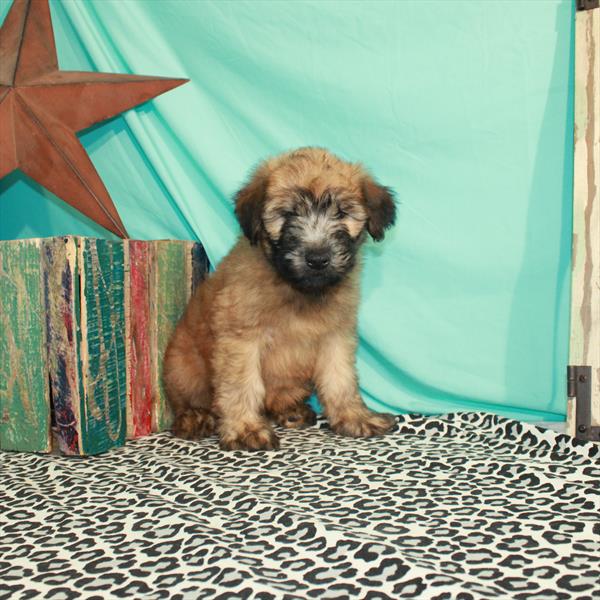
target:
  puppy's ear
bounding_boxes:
[235,167,269,245]
[361,175,396,242]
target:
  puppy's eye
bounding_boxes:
[335,207,347,220]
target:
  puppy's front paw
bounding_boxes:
[331,411,396,438]
[219,422,280,451]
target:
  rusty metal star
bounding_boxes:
[0,0,188,237]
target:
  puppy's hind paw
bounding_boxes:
[331,411,396,438]
[172,408,217,440]
[272,404,317,429]
[219,422,280,451]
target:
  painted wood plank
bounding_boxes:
[570,8,600,434]
[1,236,207,451]
[78,238,127,454]
[125,240,152,439]
[43,236,127,455]
[43,237,82,454]
[150,241,189,433]
[0,239,51,452]
[150,240,208,432]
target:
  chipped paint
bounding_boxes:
[150,241,208,432]
[1,236,207,453]
[79,238,126,453]
[42,237,127,455]
[44,237,80,454]
[0,239,51,452]
[570,9,600,432]
[126,240,153,439]
[581,14,597,363]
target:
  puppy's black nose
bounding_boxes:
[305,249,331,270]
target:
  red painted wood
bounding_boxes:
[127,241,152,438]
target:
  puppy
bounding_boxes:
[163,147,396,450]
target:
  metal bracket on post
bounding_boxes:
[577,0,599,11]
[567,366,600,442]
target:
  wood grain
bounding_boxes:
[78,238,127,454]
[43,237,127,455]
[0,239,51,452]
[43,237,81,454]
[570,8,599,431]
[150,240,209,432]
[125,240,152,439]
[1,236,208,451]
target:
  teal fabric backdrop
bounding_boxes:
[0,0,574,422]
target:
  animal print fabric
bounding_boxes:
[0,413,598,599]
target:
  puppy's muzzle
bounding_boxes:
[305,248,331,271]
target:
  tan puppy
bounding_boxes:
[163,147,396,450]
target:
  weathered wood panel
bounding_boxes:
[569,8,600,436]
[150,240,208,432]
[150,241,189,432]
[78,238,127,454]
[125,240,152,439]
[43,237,82,454]
[44,237,127,455]
[1,236,208,451]
[0,239,51,452]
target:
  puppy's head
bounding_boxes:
[235,147,396,293]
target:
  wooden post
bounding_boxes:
[0,239,51,452]
[44,237,127,455]
[125,240,153,439]
[569,7,599,437]
[149,240,208,433]
[1,236,208,452]
[78,237,128,454]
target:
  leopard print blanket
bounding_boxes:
[1,413,598,599]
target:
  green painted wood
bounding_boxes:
[151,241,193,432]
[0,236,202,452]
[78,238,127,454]
[43,236,127,455]
[0,239,51,452]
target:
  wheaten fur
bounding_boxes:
[163,147,396,450]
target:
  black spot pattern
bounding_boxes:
[0,413,599,599]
